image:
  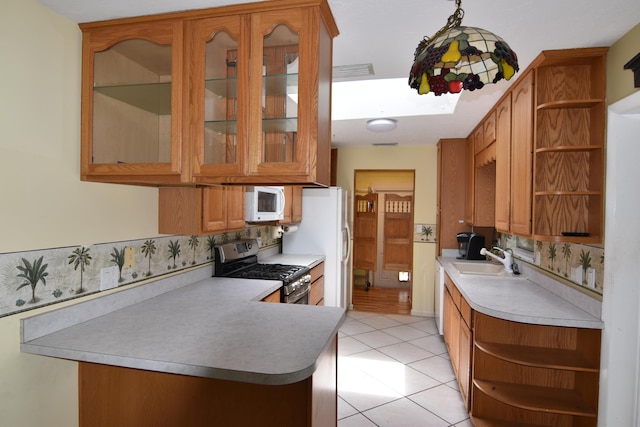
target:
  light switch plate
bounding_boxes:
[100,266,119,291]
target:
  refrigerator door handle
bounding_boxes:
[342,224,352,263]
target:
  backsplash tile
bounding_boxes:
[498,234,604,296]
[0,226,279,318]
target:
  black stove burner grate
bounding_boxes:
[227,264,308,281]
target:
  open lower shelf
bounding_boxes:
[475,341,599,372]
[471,416,549,427]
[473,379,597,417]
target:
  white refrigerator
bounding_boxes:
[282,187,351,308]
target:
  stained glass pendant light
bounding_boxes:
[409,0,519,96]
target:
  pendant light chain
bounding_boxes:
[414,0,465,60]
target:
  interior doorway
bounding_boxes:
[352,170,415,315]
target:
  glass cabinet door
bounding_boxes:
[261,25,299,164]
[249,9,312,178]
[189,15,248,181]
[81,20,184,183]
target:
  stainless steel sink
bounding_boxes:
[451,262,514,277]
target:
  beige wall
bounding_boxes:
[335,145,438,316]
[607,22,640,105]
[0,0,161,425]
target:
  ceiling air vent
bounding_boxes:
[333,63,374,80]
[372,142,399,147]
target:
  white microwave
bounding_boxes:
[245,186,285,222]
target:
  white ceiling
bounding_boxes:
[39,0,640,146]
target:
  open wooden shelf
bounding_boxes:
[471,416,549,427]
[536,98,603,110]
[474,379,597,417]
[531,48,606,243]
[475,341,599,372]
[535,145,601,153]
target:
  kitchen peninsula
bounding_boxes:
[21,261,344,427]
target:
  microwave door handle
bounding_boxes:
[278,187,286,217]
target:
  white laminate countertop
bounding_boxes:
[261,253,325,268]
[439,257,603,329]
[21,260,344,386]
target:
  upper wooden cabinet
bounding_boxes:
[464,136,474,225]
[79,0,338,186]
[470,47,605,243]
[280,186,303,224]
[508,72,534,237]
[436,139,469,255]
[494,73,534,237]
[158,186,245,235]
[80,19,186,185]
[532,48,607,243]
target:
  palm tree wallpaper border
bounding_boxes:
[0,226,280,318]
[498,234,604,295]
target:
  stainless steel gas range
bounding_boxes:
[213,239,311,304]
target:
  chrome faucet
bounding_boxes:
[480,247,514,274]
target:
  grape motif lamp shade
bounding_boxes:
[409,0,519,96]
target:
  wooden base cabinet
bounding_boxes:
[309,262,325,306]
[443,274,472,409]
[471,313,601,427]
[443,274,601,424]
[79,335,338,427]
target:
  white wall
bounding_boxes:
[599,93,640,427]
[0,1,160,425]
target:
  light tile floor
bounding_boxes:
[338,310,472,427]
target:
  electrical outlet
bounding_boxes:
[100,266,119,291]
[124,247,135,268]
[416,224,423,233]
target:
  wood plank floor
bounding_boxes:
[351,285,411,315]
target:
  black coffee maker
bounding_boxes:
[456,232,486,260]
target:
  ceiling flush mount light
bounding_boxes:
[367,118,397,132]
[409,0,519,96]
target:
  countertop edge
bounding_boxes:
[20,259,345,386]
[20,307,345,385]
[439,257,604,329]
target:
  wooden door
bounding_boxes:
[494,94,512,232]
[353,193,377,271]
[382,194,413,271]
[510,72,534,236]
[225,186,246,231]
[280,186,303,224]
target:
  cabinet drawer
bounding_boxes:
[310,262,325,283]
[310,276,324,306]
